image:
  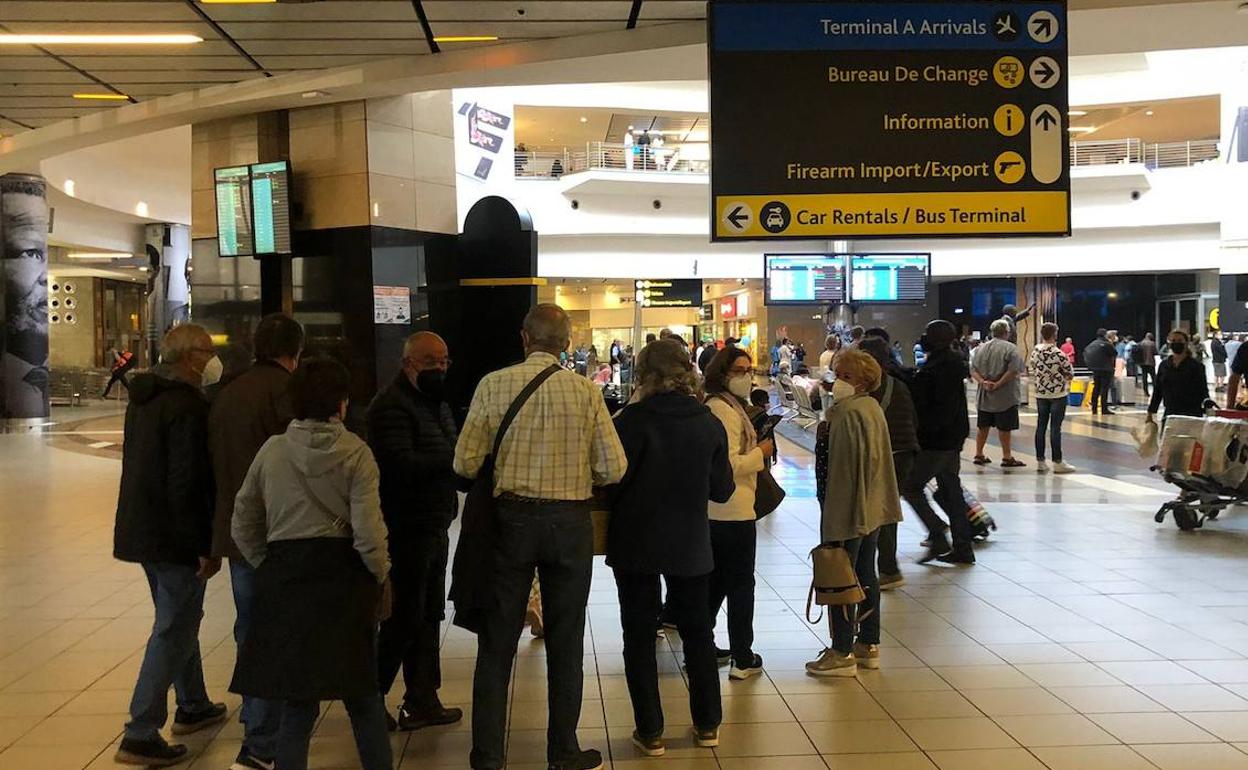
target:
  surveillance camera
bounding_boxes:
[1130,190,1142,201]
[570,199,579,210]
[652,199,662,209]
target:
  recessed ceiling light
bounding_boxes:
[301,90,329,99]
[0,34,202,44]
[67,251,131,259]
[200,0,276,3]
[73,93,128,100]
[579,116,588,123]
[1145,110,1155,116]
[1068,126,1096,133]
[1068,110,1088,117]
[433,35,499,43]
[63,179,75,197]
[135,201,149,217]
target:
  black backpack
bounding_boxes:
[1083,340,1109,369]
[1130,344,1146,365]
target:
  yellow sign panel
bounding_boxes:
[715,192,1068,238]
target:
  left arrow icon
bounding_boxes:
[721,202,753,233]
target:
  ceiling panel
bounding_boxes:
[261,55,399,70]
[220,21,428,40]
[0,71,92,85]
[94,70,268,84]
[0,55,73,70]
[245,39,428,56]
[0,1,201,23]
[54,55,260,71]
[203,2,413,22]
[423,2,634,22]
[44,41,243,57]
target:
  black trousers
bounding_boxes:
[902,450,974,559]
[470,501,592,769]
[614,569,721,737]
[1140,364,1156,396]
[877,449,914,577]
[707,520,757,668]
[1090,370,1114,413]
[377,528,449,711]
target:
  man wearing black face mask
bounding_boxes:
[367,331,463,732]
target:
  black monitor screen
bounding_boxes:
[214,165,253,257]
[765,254,847,305]
[250,160,292,255]
[850,254,930,303]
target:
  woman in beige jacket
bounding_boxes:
[703,348,775,680]
[806,349,901,678]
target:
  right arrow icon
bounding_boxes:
[1029,56,1061,89]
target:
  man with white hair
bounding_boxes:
[971,319,1025,468]
[455,304,627,770]
[113,323,227,766]
[367,331,463,732]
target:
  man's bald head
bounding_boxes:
[522,303,571,354]
[401,331,450,388]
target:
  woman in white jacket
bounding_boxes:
[702,348,775,680]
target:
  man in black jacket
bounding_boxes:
[113,324,227,767]
[1084,329,1118,416]
[207,313,302,770]
[367,331,463,732]
[902,320,976,565]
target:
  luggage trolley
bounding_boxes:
[1153,410,1248,531]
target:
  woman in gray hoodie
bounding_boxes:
[230,358,393,770]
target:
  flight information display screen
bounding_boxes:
[765,254,847,305]
[250,161,292,255]
[850,254,930,303]
[214,165,253,257]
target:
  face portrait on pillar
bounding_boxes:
[1,175,51,418]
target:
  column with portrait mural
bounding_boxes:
[143,223,192,364]
[0,173,50,426]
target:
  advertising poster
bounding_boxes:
[374,286,412,325]
[0,173,51,420]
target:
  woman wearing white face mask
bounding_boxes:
[702,348,773,681]
[806,350,901,677]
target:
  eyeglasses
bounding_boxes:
[409,357,452,368]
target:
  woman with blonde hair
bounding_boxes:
[806,349,901,677]
[608,339,735,753]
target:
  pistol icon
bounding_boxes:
[998,160,1021,174]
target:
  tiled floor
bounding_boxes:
[2,403,1248,770]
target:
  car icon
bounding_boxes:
[765,208,785,228]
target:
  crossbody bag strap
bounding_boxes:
[491,364,562,460]
[289,456,352,535]
[880,375,894,411]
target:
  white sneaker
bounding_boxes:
[805,648,857,677]
[729,653,764,680]
[1053,461,1078,474]
[1036,461,1050,473]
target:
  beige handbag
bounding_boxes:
[805,543,866,623]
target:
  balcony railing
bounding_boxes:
[516,138,1221,179]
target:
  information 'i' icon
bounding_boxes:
[993,104,1024,137]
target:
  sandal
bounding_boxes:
[972,455,992,465]
[1000,457,1026,468]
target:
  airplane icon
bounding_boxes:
[993,11,1020,41]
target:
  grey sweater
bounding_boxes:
[233,419,391,583]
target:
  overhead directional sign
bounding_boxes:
[709,0,1071,240]
[635,279,703,308]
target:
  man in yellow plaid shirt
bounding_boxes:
[454,303,626,770]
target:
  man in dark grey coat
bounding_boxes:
[367,331,463,731]
[208,313,303,770]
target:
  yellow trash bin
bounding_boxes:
[1069,378,1088,407]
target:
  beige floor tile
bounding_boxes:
[0,741,108,770]
[1134,683,1248,712]
[933,666,1035,690]
[927,748,1047,770]
[714,722,817,757]
[988,644,1085,665]
[1183,711,1248,742]
[616,759,719,770]
[855,669,952,693]
[992,714,1119,747]
[959,687,1073,716]
[897,717,1020,751]
[823,752,937,769]
[607,731,715,761]
[803,719,918,754]
[720,695,797,724]
[1089,713,1219,744]
[14,713,123,747]
[783,692,888,722]
[873,691,980,720]
[1062,641,1163,663]
[1132,743,1248,769]
[1045,685,1167,714]
[720,757,829,770]
[910,646,1007,667]
[1031,745,1157,770]
[56,689,135,716]
[0,691,75,718]
[601,698,693,729]
[0,717,40,749]
[1095,662,1207,686]
[1016,664,1123,688]
[400,728,472,766]
[767,673,864,696]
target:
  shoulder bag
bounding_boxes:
[805,542,866,624]
[449,364,561,633]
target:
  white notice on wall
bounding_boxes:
[373,286,412,325]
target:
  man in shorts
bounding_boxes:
[971,319,1025,468]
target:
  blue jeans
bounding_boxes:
[829,530,881,654]
[278,697,393,770]
[1035,397,1068,463]
[125,563,212,742]
[230,559,280,758]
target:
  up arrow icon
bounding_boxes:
[1030,105,1063,184]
